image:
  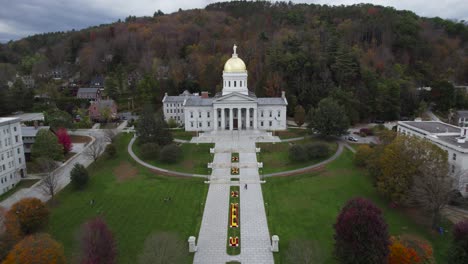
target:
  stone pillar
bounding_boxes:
[188,236,197,252]
[214,108,218,130]
[271,235,279,252]
[246,108,250,129]
[253,108,258,129]
[229,108,233,131]
[221,108,225,130]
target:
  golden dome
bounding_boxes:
[224,57,246,72]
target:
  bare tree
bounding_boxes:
[103,129,118,143]
[37,158,60,200]
[83,139,105,162]
[285,239,323,264]
[138,232,187,264]
[409,160,453,229]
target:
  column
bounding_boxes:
[221,108,225,130]
[214,108,218,130]
[229,108,233,131]
[246,108,250,129]
[253,108,257,129]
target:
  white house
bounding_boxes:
[162,45,288,131]
[398,120,468,197]
[0,118,27,195]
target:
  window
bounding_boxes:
[167,109,169,113]
[234,81,236,87]
[190,122,194,127]
[17,148,20,154]
[14,126,16,132]
[207,122,211,127]
[261,111,264,117]
[18,158,21,164]
[199,112,202,118]
[452,165,455,173]
[277,110,281,117]
[207,112,210,118]
[269,121,272,127]
[229,81,231,87]
[269,111,272,117]
[261,121,264,127]
[218,121,221,127]
[190,112,193,118]
[453,153,457,161]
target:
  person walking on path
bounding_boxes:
[244,183,248,190]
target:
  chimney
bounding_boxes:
[33,120,38,129]
[461,127,468,137]
[201,91,209,98]
[281,91,286,98]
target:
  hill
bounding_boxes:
[0,1,467,121]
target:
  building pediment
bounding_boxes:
[214,92,257,103]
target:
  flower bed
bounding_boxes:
[227,185,240,255]
[231,153,239,162]
[231,167,239,175]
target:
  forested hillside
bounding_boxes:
[1,1,467,121]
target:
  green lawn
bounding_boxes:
[275,128,309,139]
[263,149,450,263]
[257,138,338,174]
[48,134,208,263]
[171,129,197,141]
[0,179,39,202]
[132,140,214,175]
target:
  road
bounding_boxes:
[0,122,127,209]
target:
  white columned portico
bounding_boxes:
[221,108,226,130]
[253,108,257,129]
[229,108,233,131]
[246,108,250,129]
[214,108,218,130]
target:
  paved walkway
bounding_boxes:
[194,130,275,264]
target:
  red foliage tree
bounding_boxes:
[7,197,49,235]
[334,197,390,264]
[56,127,73,154]
[80,217,117,264]
[3,233,66,264]
[448,219,468,263]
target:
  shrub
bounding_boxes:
[334,197,389,264]
[448,219,468,264]
[105,143,117,158]
[305,142,329,159]
[3,233,66,264]
[160,144,181,163]
[289,144,307,162]
[70,163,89,190]
[140,143,160,160]
[388,235,433,264]
[80,217,117,264]
[360,128,374,136]
[7,198,49,235]
[167,118,178,128]
[354,145,374,167]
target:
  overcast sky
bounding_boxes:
[0,0,467,43]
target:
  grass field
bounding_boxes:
[262,149,451,263]
[132,140,214,175]
[171,129,197,141]
[274,128,309,139]
[257,138,338,174]
[48,134,208,263]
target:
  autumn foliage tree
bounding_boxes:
[0,206,22,260]
[388,235,433,264]
[334,197,390,264]
[6,197,49,235]
[56,127,73,154]
[3,233,66,264]
[80,217,117,264]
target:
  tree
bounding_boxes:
[45,109,73,130]
[354,145,374,167]
[56,128,73,154]
[289,144,307,162]
[388,235,433,264]
[70,163,89,190]
[305,142,329,159]
[138,232,187,264]
[3,233,66,264]
[137,105,173,146]
[37,158,60,200]
[140,143,160,160]
[160,144,181,164]
[0,206,22,260]
[307,98,349,137]
[31,129,64,161]
[334,197,390,264]
[6,198,49,235]
[84,138,105,162]
[79,217,117,264]
[294,105,306,127]
[105,143,117,158]
[103,129,118,143]
[448,219,468,264]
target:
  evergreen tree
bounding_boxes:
[32,129,64,161]
[307,97,349,137]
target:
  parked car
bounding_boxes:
[347,136,358,142]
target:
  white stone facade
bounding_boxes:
[0,118,27,195]
[398,121,468,197]
[162,45,287,132]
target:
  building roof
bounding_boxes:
[437,135,468,149]
[457,110,468,119]
[163,96,187,103]
[91,99,116,110]
[77,87,99,94]
[223,45,247,73]
[7,112,44,122]
[184,97,214,106]
[257,98,287,105]
[400,121,460,134]
[0,117,20,125]
[21,126,50,137]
